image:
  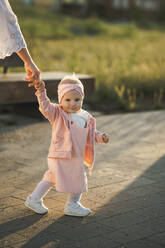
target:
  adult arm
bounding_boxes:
[17,48,40,83]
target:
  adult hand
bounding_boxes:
[24,61,40,87]
[17,48,40,86]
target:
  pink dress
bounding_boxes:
[43,110,89,194]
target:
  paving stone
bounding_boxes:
[15,233,62,248]
[108,223,156,244]
[0,196,23,209]
[118,238,164,248]
[124,183,164,197]
[0,233,25,248]
[0,214,43,238]
[0,187,26,199]
[147,232,165,246]
[77,236,121,248]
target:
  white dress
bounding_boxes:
[0,0,26,59]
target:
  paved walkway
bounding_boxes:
[0,110,165,248]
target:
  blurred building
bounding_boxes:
[58,0,164,21]
[94,0,162,20]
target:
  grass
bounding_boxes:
[7,2,165,112]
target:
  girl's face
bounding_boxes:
[60,89,83,113]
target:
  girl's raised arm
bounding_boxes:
[35,81,57,124]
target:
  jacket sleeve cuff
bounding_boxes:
[35,88,47,101]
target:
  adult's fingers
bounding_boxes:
[28,80,42,88]
[24,74,40,82]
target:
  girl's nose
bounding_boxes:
[71,101,76,106]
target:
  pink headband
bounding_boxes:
[58,83,84,103]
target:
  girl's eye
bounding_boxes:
[66,99,70,102]
[75,99,80,102]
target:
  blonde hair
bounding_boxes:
[59,74,82,86]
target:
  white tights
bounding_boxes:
[30,180,82,204]
[67,193,82,205]
[30,181,53,201]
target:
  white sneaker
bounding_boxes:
[64,202,91,217]
[25,196,48,214]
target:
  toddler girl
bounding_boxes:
[25,74,109,217]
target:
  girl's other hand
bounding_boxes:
[102,133,109,143]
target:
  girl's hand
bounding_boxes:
[102,133,109,143]
[33,80,45,90]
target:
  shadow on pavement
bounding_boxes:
[0,214,43,240]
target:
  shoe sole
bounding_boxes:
[25,201,48,215]
[64,211,91,217]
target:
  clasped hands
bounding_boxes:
[28,80,45,91]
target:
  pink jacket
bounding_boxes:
[35,89,104,171]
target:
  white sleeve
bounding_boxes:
[0,0,26,59]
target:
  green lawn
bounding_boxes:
[8,3,165,111]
